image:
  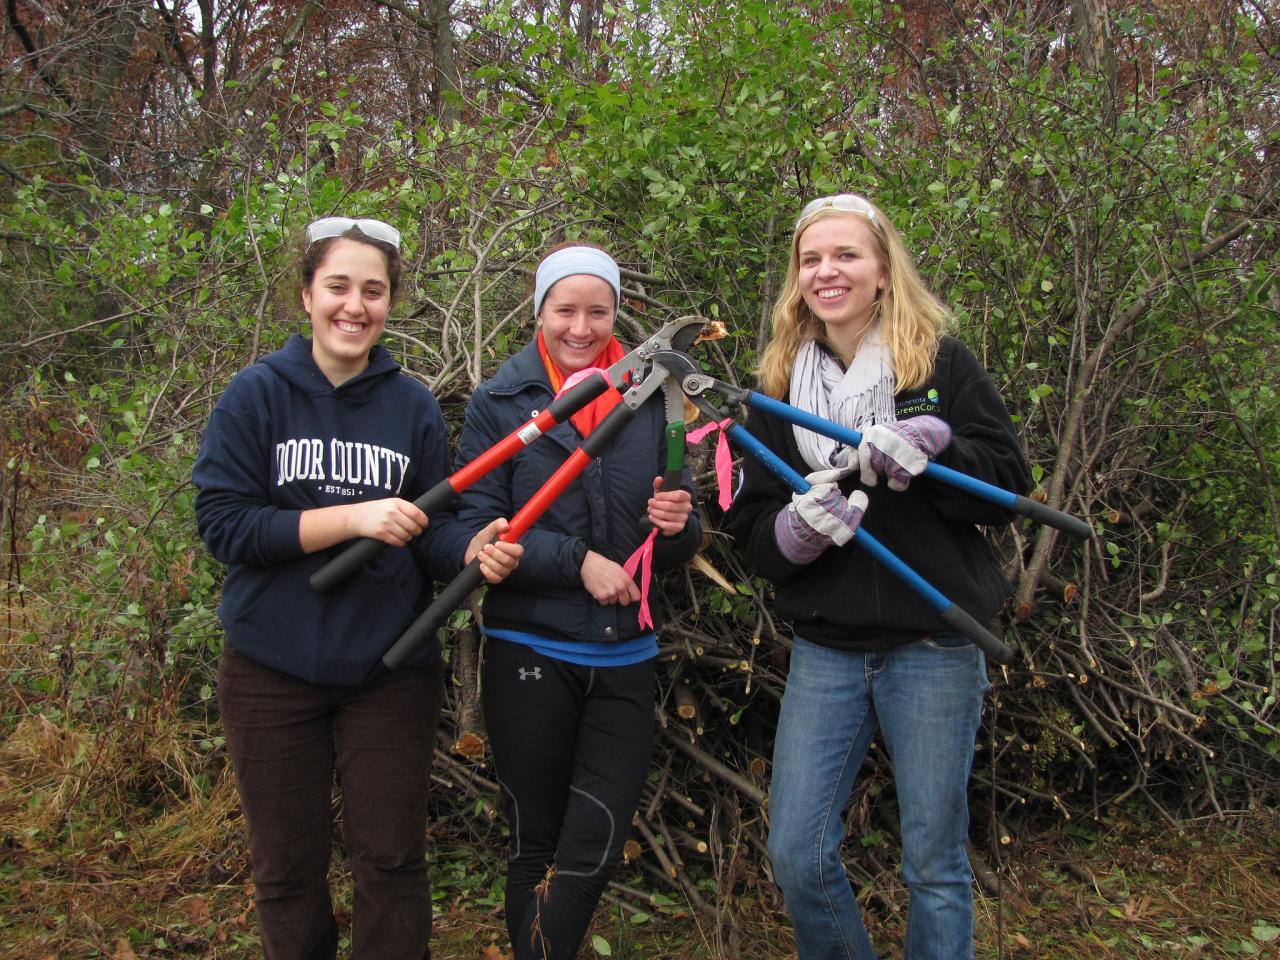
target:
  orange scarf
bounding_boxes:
[537,331,627,436]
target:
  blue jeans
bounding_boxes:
[767,635,990,960]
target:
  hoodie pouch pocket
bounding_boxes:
[229,557,419,672]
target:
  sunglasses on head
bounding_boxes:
[305,217,402,250]
[795,194,879,231]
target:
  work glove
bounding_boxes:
[858,416,952,491]
[774,470,868,565]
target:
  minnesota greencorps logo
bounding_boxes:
[897,389,941,417]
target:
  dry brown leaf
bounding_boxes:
[181,894,212,924]
[1122,894,1152,921]
[682,393,701,426]
[695,319,729,342]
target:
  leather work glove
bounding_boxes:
[774,474,868,565]
[857,415,952,492]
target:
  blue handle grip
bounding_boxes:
[742,391,1090,541]
[728,422,1015,664]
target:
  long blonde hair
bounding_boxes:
[757,201,949,398]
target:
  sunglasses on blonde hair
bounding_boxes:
[794,194,879,232]
[305,217,402,250]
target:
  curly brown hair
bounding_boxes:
[296,226,403,306]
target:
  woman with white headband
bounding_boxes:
[727,195,1031,960]
[193,217,523,960]
[456,241,699,960]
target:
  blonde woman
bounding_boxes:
[727,195,1031,960]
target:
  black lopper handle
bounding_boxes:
[309,480,462,593]
[545,370,612,419]
[938,604,1017,664]
[1012,496,1093,540]
[382,557,487,670]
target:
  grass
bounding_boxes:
[0,597,1273,960]
[1,695,1276,960]
[971,816,1280,959]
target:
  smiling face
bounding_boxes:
[301,238,392,386]
[796,213,887,359]
[537,273,618,373]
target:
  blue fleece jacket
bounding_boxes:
[193,334,471,684]
[456,340,700,644]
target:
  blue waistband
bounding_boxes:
[483,628,658,667]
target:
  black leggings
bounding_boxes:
[482,638,655,960]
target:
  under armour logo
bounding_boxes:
[518,667,542,681]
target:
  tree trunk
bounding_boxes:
[1072,0,1117,122]
[429,0,460,129]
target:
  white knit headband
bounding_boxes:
[533,246,621,319]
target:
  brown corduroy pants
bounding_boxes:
[217,646,444,960]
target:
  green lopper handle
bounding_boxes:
[660,419,685,490]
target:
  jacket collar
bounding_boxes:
[484,339,554,397]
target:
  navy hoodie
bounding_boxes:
[193,335,472,684]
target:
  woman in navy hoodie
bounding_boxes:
[193,217,522,960]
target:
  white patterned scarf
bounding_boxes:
[789,325,897,474]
